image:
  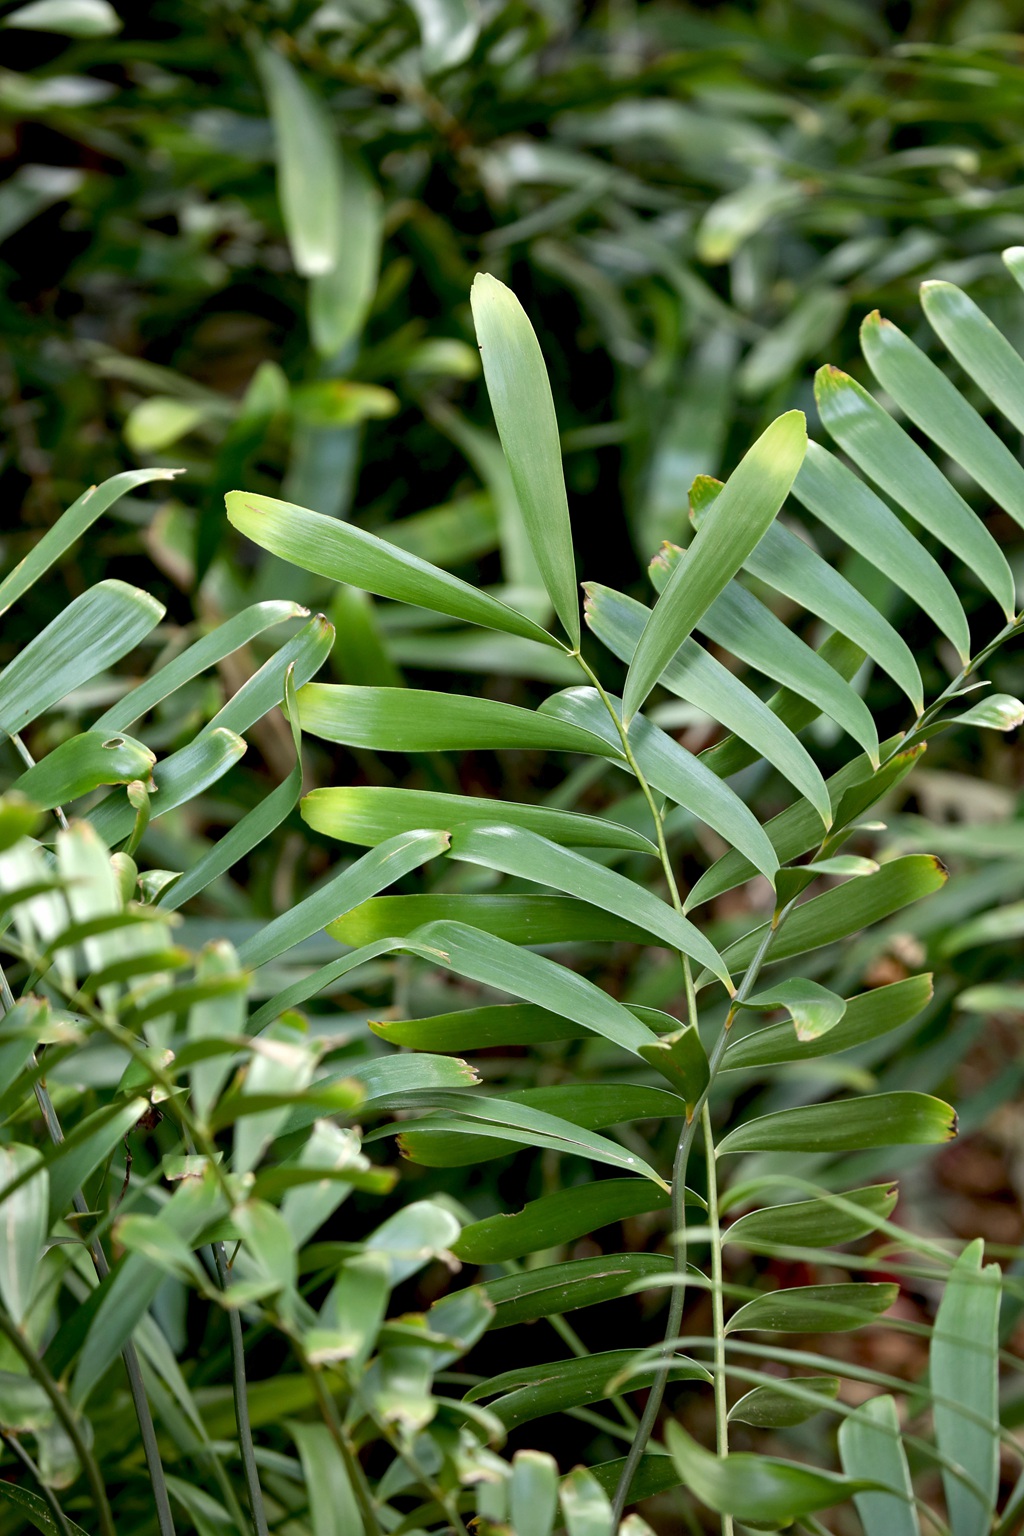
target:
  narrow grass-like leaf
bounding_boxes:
[932,1238,1001,1536]
[89,727,247,843]
[371,1001,595,1051]
[12,731,155,808]
[227,492,559,647]
[290,1421,364,1536]
[0,468,180,622]
[816,365,1015,618]
[295,683,611,754]
[0,1145,47,1324]
[862,309,1024,542]
[717,1092,956,1156]
[449,825,730,985]
[480,1254,674,1329]
[471,272,580,646]
[839,1395,921,1536]
[330,893,651,947]
[622,411,806,721]
[921,279,1024,440]
[584,582,830,826]
[403,919,658,1056]
[453,1179,672,1264]
[725,1282,898,1333]
[238,828,450,969]
[468,1350,709,1429]
[94,599,307,733]
[302,784,655,854]
[308,148,382,357]
[649,551,878,762]
[0,580,163,737]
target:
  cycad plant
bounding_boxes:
[228,254,1024,1531]
[1,250,1023,1536]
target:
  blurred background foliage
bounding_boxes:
[5,0,1024,1528]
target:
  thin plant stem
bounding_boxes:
[211,1241,269,1536]
[0,959,177,1536]
[0,1427,74,1536]
[702,1103,733,1536]
[300,1357,385,1536]
[0,1309,116,1536]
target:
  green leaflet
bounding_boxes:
[648,548,879,762]
[479,1254,674,1329]
[584,582,831,827]
[471,273,580,647]
[737,979,846,1043]
[724,974,933,1071]
[238,828,451,969]
[295,683,610,754]
[666,1421,873,1526]
[725,1282,899,1333]
[0,580,164,737]
[861,310,1024,555]
[94,599,308,733]
[257,47,342,277]
[226,491,559,648]
[622,410,806,721]
[370,1001,597,1051]
[921,279,1024,443]
[704,854,947,982]
[717,1092,957,1157]
[11,731,155,808]
[815,364,1015,620]
[794,440,971,662]
[932,1239,1001,1536]
[308,148,382,357]
[839,1395,921,1536]
[301,783,656,854]
[400,919,658,1056]
[330,893,652,947]
[0,1482,91,1536]
[0,468,180,622]
[728,1376,839,1428]
[724,1184,899,1249]
[448,825,730,985]
[539,685,779,885]
[453,1179,673,1264]
[467,1350,709,1430]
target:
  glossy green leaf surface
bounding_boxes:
[302,784,655,854]
[584,582,831,826]
[724,973,933,1071]
[539,686,779,884]
[453,1179,672,1264]
[728,1376,839,1427]
[738,979,846,1042]
[0,580,163,737]
[666,1420,872,1526]
[400,919,657,1055]
[449,825,730,984]
[921,279,1024,439]
[295,683,609,754]
[794,440,971,661]
[724,1184,899,1249]
[227,491,558,648]
[472,273,580,646]
[370,1000,594,1051]
[330,893,651,947]
[11,731,155,808]
[815,364,1015,618]
[468,1349,709,1429]
[717,1091,957,1156]
[725,1282,898,1333]
[622,410,806,720]
[480,1254,674,1329]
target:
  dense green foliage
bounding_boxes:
[4,3,1024,1535]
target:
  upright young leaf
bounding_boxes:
[622,410,806,721]
[290,1422,364,1536]
[0,1144,48,1324]
[921,278,1024,439]
[510,1450,559,1536]
[308,149,382,357]
[471,273,580,647]
[258,47,342,277]
[932,1239,1001,1536]
[839,1395,921,1536]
